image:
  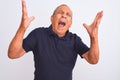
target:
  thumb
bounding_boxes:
[29,16,35,23]
[83,23,88,30]
[27,16,35,27]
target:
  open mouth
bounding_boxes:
[58,21,66,27]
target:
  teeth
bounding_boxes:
[58,22,66,26]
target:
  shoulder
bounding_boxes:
[32,27,48,33]
[68,31,82,40]
[30,27,48,35]
[25,27,49,39]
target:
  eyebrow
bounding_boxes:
[58,10,72,16]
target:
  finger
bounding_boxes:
[93,11,103,27]
[94,11,103,23]
[83,23,89,30]
[22,0,28,17]
[27,16,35,26]
[96,11,103,27]
[97,11,103,22]
[28,16,35,24]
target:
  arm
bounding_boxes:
[82,11,103,64]
[8,0,35,59]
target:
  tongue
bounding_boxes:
[58,21,65,27]
[59,23,64,27]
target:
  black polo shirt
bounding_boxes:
[23,25,89,80]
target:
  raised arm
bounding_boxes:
[82,11,103,64]
[8,0,35,59]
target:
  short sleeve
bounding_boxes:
[23,29,37,52]
[75,35,90,58]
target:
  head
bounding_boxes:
[51,4,72,37]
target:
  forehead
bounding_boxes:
[55,5,72,14]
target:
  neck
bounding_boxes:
[57,33,66,37]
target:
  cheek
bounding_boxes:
[68,17,72,23]
[52,15,58,21]
[53,17,59,25]
[68,19,72,26]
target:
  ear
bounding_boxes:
[50,16,53,23]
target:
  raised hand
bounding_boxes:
[82,11,103,64]
[83,11,103,39]
[20,0,35,30]
[8,0,35,59]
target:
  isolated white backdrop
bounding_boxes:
[0,0,120,80]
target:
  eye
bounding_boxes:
[56,10,63,14]
[58,11,64,14]
[66,13,72,17]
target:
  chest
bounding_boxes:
[35,35,77,67]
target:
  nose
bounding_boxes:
[62,13,67,18]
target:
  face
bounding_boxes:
[51,5,72,37]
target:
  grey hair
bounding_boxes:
[52,4,72,16]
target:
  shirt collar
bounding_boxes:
[47,24,71,40]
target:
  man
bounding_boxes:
[8,0,103,80]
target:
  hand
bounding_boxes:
[20,0,35,30]
[83,11,103,39]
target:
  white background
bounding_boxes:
[0,0,120,80]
